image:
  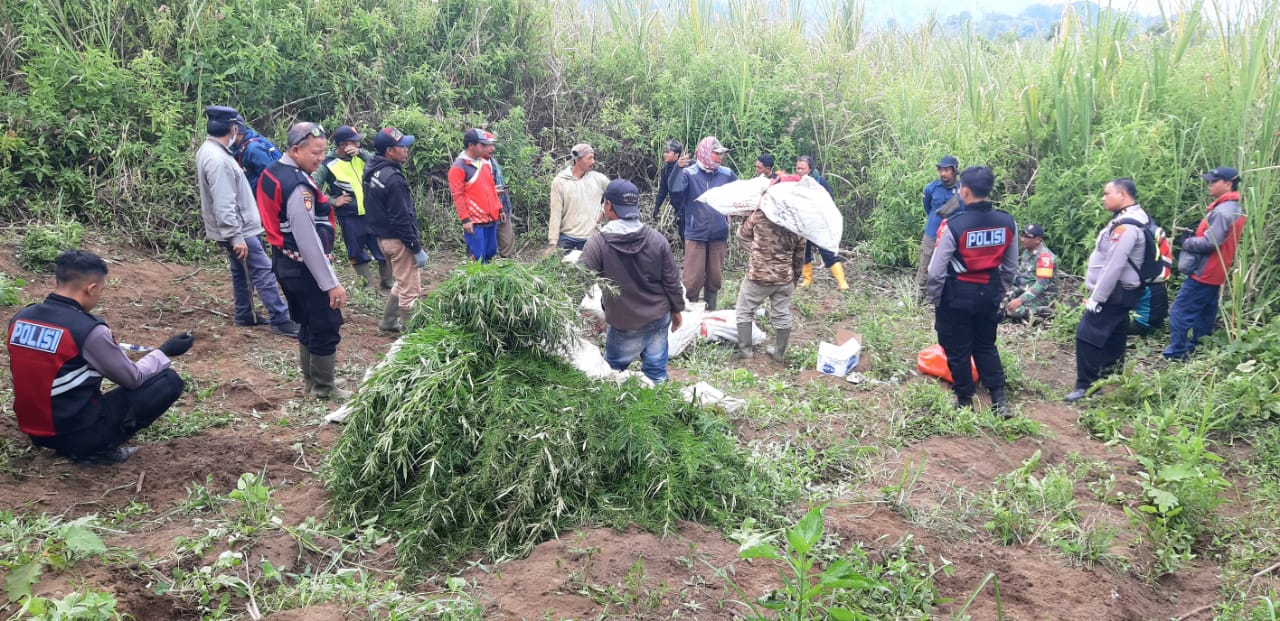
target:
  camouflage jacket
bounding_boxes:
[1012,243,1057,307]
[739,209,806,286]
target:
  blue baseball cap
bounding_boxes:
[937,155,959,169]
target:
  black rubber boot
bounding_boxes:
[732,323,754,360]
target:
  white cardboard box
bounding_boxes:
[816,337,861,377]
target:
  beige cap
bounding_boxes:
[571,143,594,159]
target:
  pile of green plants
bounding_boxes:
[324,260,788,572]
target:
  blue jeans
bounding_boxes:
[223,236,291,326]
[604,314,671,384]
[1164,278,1220,360]
[557,234,587,251]
[464,223,498,263]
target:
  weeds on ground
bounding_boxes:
[0,272,24,306]
[0,512,113,604]
[892,382,1044,445]
[19,220,84,271]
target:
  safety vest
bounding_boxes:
[323,155,366,216]
[256,160,336,262]
[6,294,107,438]
[940,202,1016,310]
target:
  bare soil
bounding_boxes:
[0,241,1231,620]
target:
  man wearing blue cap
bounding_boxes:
[313,125,392,293]
[1163,166,1246,360]
[364,127,426,332]
[231,116,283,194]
[581,179,685,384]
[918,155,962,296]
[196,105,299,337]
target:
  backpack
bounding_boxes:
[1112,218,1171,285]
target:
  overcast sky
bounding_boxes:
[855,0,1242,27]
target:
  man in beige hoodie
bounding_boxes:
[548,143,610,251]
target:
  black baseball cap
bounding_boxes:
[331,125,363,144]
[604,179,640,219]
[1201,166,1240,183]
[373,126,415,150]
[937,155,959,169]
[1021,224,1045,238]
[463,128,496,146]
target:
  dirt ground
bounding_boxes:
[0,241,1230,620]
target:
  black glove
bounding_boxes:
[159,331,194,357]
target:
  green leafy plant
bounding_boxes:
[19,220,84,271]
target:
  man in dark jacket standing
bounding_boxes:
[313,125,392,292]
[669,136,737,309]
[363,127,427,333]
[652,140,683,233]
[581,179,685,384]
[1163,166,1246,360]
[926,166,1017,415]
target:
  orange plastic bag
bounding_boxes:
[917,344,979,384]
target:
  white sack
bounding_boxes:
[668,310,701,358]
[696,177,773,216]
[761,176,844,252]
[698,310,766,345]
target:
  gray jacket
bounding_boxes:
[197,136,263,245]
[1085,204,1147,306]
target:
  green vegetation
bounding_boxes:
[325,260,791,571]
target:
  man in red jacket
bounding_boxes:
[1163,166,1246,360]
[449,128,503,262]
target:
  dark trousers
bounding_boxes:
[32,369,185,458]
[804,241,842,266]
[1164,279,1220,360]
[935,304,1006,398]
[338,214,385,265]
[275,256,344,356]
[222,237,291,326]
[1075,302,1131,389]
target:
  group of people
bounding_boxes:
[6,107,1248,464]
[917,157,1246,413]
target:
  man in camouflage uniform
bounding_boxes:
[732,205,807,363]
[1003,224,1057,322]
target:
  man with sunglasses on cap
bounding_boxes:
[549,142,610,252]
[365,126,426,331]
[1163,166,1247,360]
[257,122,349,400]
[313,125,392,293]
[450,128,504,262]
[196,105,299,338]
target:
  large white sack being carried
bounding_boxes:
[761,176,844,252]
[697,177,773,216]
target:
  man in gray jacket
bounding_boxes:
[1066,178,1148,402]
[581,179,685,383]
[196,106,298,337]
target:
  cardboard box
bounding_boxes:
[816,332,862,377]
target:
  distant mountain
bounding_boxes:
[861,1,1167,37]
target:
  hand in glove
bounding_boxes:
[414,249,429,268]
[159,331,195,357]
[1085,299,1102,314]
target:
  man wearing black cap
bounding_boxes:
[450,128,504,262]
[364,127,426,332]
[1163,166,1246,360]
[581,179,685,384]
[230,115,283,194]
[1003,224,1057,322]
[926,166,1016,416]
[653,140,683,234]
[196,105,300,338]
[8,250,192,464]
[256,122,349,400]
[313,125,391,293]
[918,155,962,296]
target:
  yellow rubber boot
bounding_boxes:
[800,263,814,288]
[831,262,849,290]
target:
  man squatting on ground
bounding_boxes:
[312,125,394,293]
[549,142,610,252]
[364,127,426,333]
[581,180,685,384]
[256,122,349,401]
[450,128,504,263]
[1065,178,1148,403]
[196,105,299,337]
[7,250,192,464]
[926,165,1016,416]
[732,181,807,363]
[1002,223,1057,322]
[669,136,737,310]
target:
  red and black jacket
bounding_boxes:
[7,294,107,438]
[256,159,336,261]
[941,203,1016,311]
